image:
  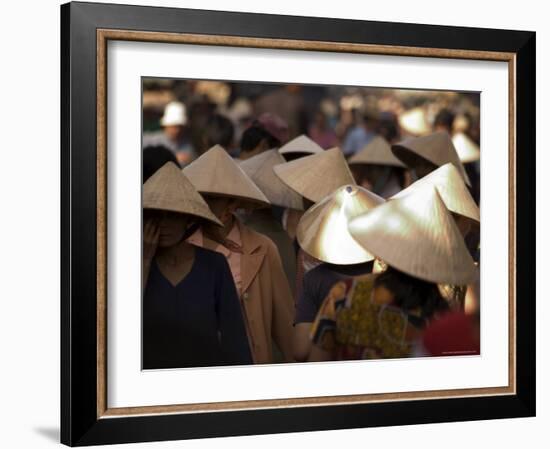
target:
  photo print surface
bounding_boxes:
[141,77,481,370]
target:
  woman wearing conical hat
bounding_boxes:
[273,147,357,299]
[239,149,303,291]
[390,162,481,308]
[292,185,384,361]
[263,135,326,265]
[183,145,295,365]
[348,136,407,198]
[391,131,471,187]
[308,186,477,362]
[142,162,252,369]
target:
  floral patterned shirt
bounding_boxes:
[310,274,413,360]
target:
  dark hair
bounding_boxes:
[203,113,234,150]
[240,123,280,153]
[143,145,180,183]
[434,109,455,133]
[377,116,400,143]
[240,125,267,152]
[374,266,448,326]
[241,120,281,152]
[361,165,406,193]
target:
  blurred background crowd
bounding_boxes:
[143,78,480,201]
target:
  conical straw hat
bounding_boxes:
[239,149,303,210]
[273,147,356,203]
[278,134,324,156]
[182,145,269,207]
[398,107,431,136]
[391,163,480,222]
[348,136,406,167]
[391,131,471,186]
[348,186,477,285]
[297,185,384,264]
[143,162,222,226]
[452,132,480,163]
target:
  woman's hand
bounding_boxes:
[143,218,160,260]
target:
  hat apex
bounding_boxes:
[183,145,270,207]
[297,184,384,264]
[143,162,222,226]
[278,134,324,156]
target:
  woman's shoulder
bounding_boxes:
[191,244,227,266]
[239,221,278,253]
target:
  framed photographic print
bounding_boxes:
[61,1,536,446]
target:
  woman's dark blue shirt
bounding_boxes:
[143,245,252,369]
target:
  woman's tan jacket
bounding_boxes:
[234,219,295,364]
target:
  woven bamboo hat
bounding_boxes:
[273,147,356,203]
[182,145,270,207]
[143,162,222,226]
[239,149,303,210]
[391,131,471,186]
[348,186,477,285]
[278,134,324,157]
[348,136,406,167]
[297,185,384,265]
[391,163,480,222]
[398,107,431,136]
[452,132,481,163]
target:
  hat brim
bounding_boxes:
[201,191,270,210]
[391,145,439,172]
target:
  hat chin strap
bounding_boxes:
[178,221,200,244]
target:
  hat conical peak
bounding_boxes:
[391,163,479,222]
[273,147,356,203]
[349,136,405,167]
[239,149,303,210]
[182,144,269,206]
[278,134,324,155]
[297,185,385,265]
[349,186,476,285]
[143,162,222,226]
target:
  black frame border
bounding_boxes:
[61,2,535,446]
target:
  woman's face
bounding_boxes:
[201,196,240,242]
[205,196,239,226]
[145,210,190,247]
[159,212,190,247]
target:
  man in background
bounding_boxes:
[143,101,196,166]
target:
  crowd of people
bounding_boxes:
[141,81,481,369]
